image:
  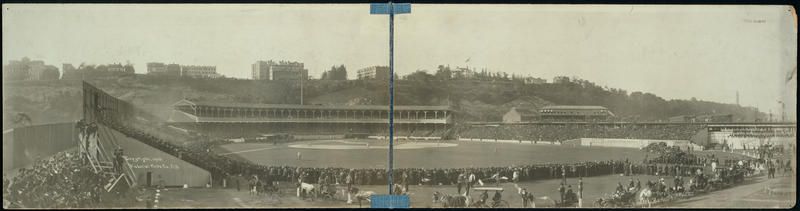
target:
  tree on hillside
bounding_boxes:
[321,65,347,80]
[405,70,435,81]
[435,65,452,80]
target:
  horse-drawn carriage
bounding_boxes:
[431,187,510,208]
[596,190,637,207]
[469,187,510,208]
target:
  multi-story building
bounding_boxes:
[357,66,389,80]
[147,62,167,74]
[60,62,134,79]
[106,63,127,72]
[252,61,271,80]
[252,60,307,80]
[147,62,182,77]
[166,64,181,76]
[181,65,220,78]
[3,57,60,81]
[552,76,571,84]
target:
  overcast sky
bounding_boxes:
[2,4,796,117]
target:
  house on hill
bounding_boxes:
[503,107,538,123]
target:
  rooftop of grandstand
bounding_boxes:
[173,99,451,111]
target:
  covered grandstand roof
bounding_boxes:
[173,99,451,111]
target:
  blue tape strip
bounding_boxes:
[370,3,411,14]
[371,195,410,208]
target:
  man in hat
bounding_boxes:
[559,182,566,204]
[565,185,577,206]
[456,172,465,195]
[519,188,533,208]
[467,170,476,196]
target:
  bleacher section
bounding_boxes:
[458,123,706,141]
[98,124,211,187]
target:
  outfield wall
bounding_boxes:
[101,125,211,187]
[3,123,78,173]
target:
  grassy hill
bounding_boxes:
[2,75,765,129]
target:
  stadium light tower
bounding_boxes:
[371,2,410,195]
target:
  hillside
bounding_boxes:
[2,75,766,129]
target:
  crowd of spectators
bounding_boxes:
[4,151,112,208]
[726,128,796,138]
[458,124,704,141]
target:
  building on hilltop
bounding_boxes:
[502,107,539,123]
[552,76,571,84]
[537,105,614,122]
[252,60,308,80]
[181,65,221,78]
[357,66,389,80]
[451,66,477,80]
[166,64,181,76]
[61,62,134,80]
[147,62,167,74]
[3,57,60,81]
[147,62,182,77]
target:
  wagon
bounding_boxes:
[470,187,510,208]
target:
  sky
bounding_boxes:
[2,4,797,118]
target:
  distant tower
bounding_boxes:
[736,91,739,106]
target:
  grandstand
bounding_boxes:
[708,124,797,150]
[458,122,796,149]
[167,99,454,139]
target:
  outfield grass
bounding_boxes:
[218,139,643,169]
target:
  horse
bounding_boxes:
[513,184,556,208]
[348,187,375,207]
[296,182,316,200]
[432,191,468,208]
[392,184,407,195]
[531,196,557,208]
[636,188,655,208]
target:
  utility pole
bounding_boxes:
[300,71,304,105]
